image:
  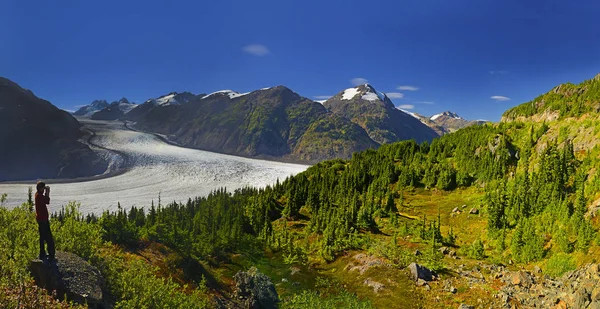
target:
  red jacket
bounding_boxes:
[34,192,50,222]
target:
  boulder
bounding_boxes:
[233,267,279,309]
[452,207,460,213]
[29,251,106,308]
[414,249,422,256]
[469,208,479,215]
[458,304,474,309]
[511,271,533,288]
[438,246,450,255]
[408,263,435,282]
[533,265,542,274]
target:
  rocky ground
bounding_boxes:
[407,256,600,309]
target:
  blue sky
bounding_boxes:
[2,0,599,121]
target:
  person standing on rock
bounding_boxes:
[35,181,55,262]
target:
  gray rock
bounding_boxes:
[29,251,106,308]
[450,286,457,294]
[533,265,542,273]
[458,304,474,309]
[416,278,428,287]
[414,249,422,256]
[234,267,279,309]
[452,207,460,213]
[408,263,435,282]
[469,208,479,215]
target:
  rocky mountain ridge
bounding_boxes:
[0,77,107,181]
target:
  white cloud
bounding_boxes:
[242,44,270,56]
[314,95,332,100]
[491,95,511,102]
[397,85,419,91]
[489,70,509,75]
[74,104,87,108]
[397,104,415,110]
[385,92,404,99]
[415,101,434,105]
[350,78,368,86]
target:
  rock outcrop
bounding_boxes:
[408,263,436,282]
[29,251,106,308]
[233,267,279,309]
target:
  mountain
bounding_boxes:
[323,84,439,144]
[90,98,137,121]
[428,111,487,133]
[0,77,107,181]
[130,86,377,162]
[73,100,109,117]
[125,92,199,122]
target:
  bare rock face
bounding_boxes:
[233,267,279,309]
[29,251,106,308]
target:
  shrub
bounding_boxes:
[0,204,39,285]
[467,239,485,260]
[53,202,104,260]
[545,253,576,278]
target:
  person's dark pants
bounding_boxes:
[37,220,55,259]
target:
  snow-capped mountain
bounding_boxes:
[145,92,196,106]
[73,100,109,117]
[422,111,487,134]
[431,111,462,121]
[323,84,439,144]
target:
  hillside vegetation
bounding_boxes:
[3,74,600,308]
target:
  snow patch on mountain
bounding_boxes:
[202,90,248,100]
[342,87,360,100]
[155,93,180,106]
[118,102,138,114]
[430,113,443,121]
[399,109,420,119]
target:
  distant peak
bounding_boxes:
[431,111,462,121]
[91,100,108,107]
[118,97,130,104]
